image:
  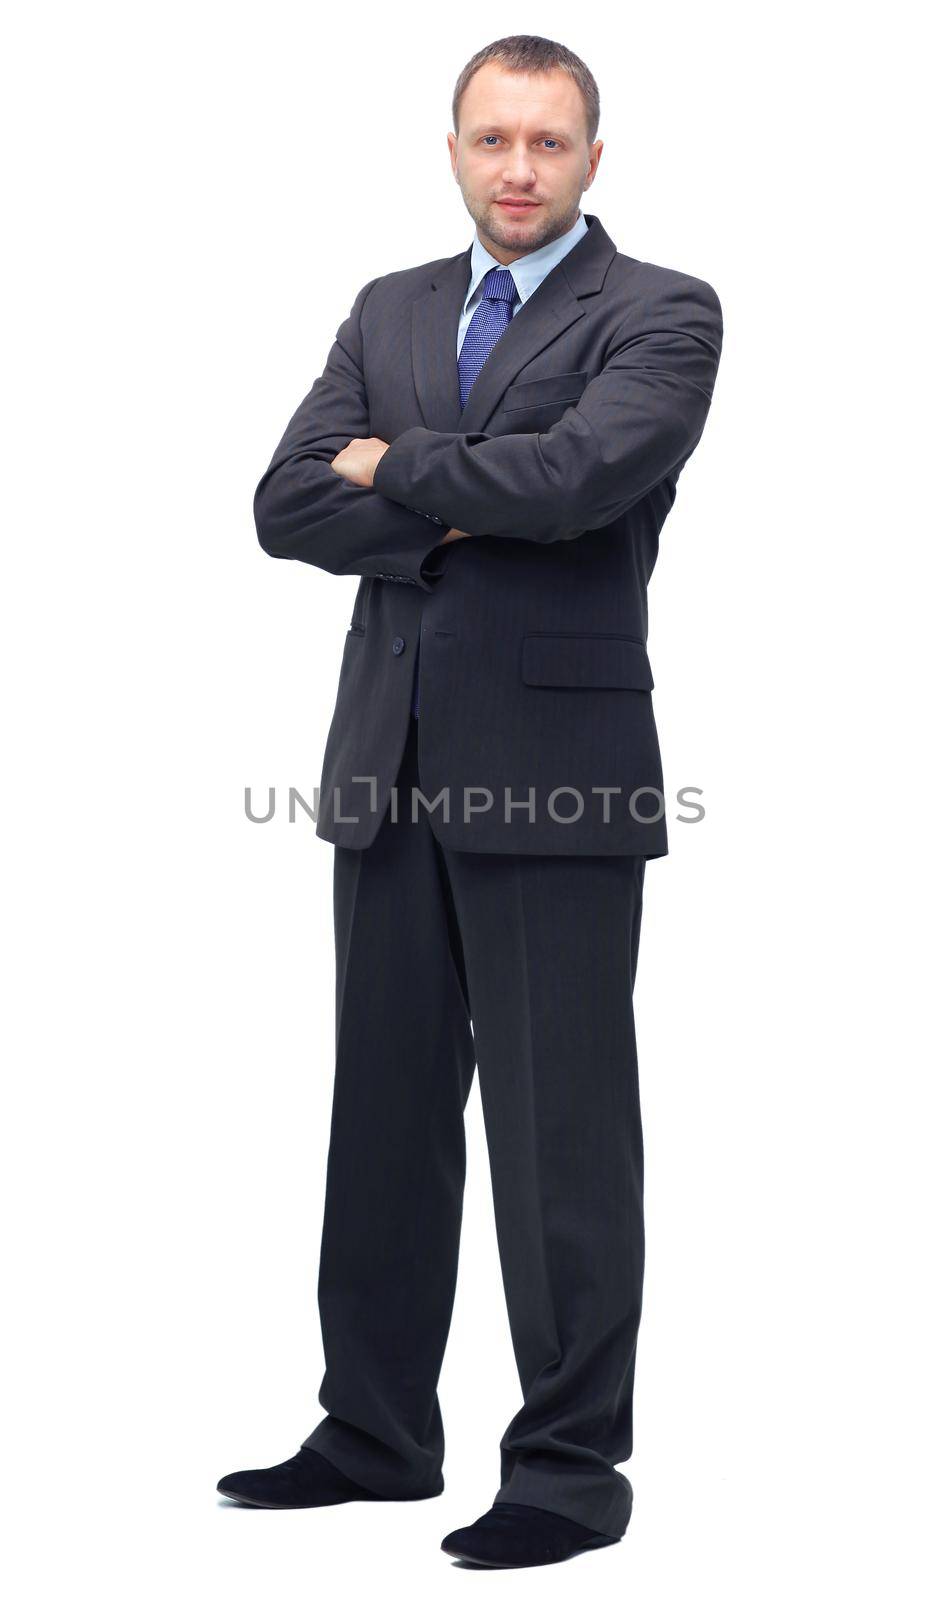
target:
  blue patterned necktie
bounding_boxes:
[458,265,519,410]
[411,265,519,719]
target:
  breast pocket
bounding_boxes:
[502,370,589,429]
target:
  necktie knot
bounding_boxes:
[482,266,518,305]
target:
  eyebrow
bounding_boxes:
[469,126,572,140]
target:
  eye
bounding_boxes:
[479,135,563,150]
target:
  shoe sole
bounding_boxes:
[218,1487,443,1509]
[440,1532,620,1568]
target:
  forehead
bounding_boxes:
[462,63,584,134]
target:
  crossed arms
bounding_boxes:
[253,272,723,589]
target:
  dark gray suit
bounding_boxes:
[252,213,722,1539]
[253,213,723,856]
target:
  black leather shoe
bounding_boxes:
[217,1447,383,1508]
[441,1502,622,1567]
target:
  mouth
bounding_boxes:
[496,199,541,213]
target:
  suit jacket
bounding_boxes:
[253,213,723,855]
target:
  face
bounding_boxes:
[448,63,602,263]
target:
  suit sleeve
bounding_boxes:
[253,278,450,590]
[372,274,723,543]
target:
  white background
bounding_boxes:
[3,3,938,1595]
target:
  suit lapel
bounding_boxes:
[411,213,618,437]
[411,248,470,434]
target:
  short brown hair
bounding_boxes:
[452,35,600,146]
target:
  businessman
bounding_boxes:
[218,34,723,1569]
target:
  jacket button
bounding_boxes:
[392,635,406,655]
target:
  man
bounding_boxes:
[218,34,723,1570]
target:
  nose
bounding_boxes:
[502,146,537,186]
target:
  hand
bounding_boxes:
[440,526,471,543]
[330,437,389,488]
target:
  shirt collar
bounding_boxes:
[462,210,589,317]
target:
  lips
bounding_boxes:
[497,199,540,210]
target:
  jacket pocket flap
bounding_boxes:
[504,371,588,411]
[521,633,654,690]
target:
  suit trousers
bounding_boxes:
[303,712,646,1539]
